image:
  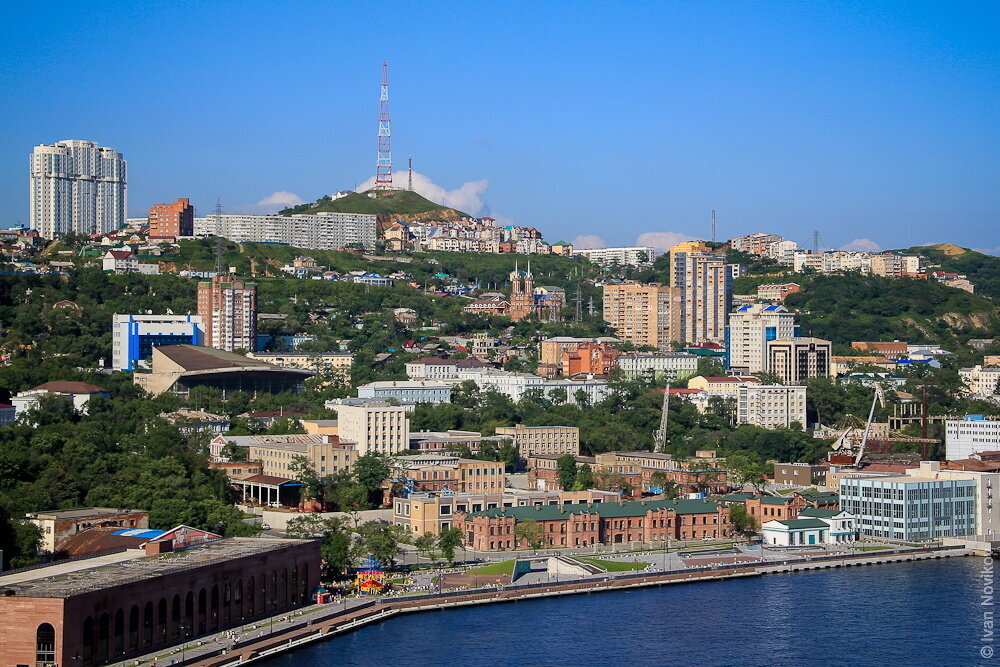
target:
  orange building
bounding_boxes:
[561,342,620,376]
[148,197,194,239]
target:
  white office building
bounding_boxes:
[112,314,205,371]
[617,352,699,381]
[456,367,608,405]
[357,381,452,404]
[727,304,797,375]
[30,140,127,238]
[736,384,807,429]
[574,246,656,267]
[946,415,1000,460]
[195,212,377,251]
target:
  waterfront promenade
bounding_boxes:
[116,543,967,667]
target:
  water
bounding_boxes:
[265,559,994,666]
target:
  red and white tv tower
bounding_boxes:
[374,61,394,194]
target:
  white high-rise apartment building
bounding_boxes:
[30,140,127,238]
[574,246,657,267]
[194,212,377,251]
[727,304,798,375]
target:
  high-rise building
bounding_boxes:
[334,398,411,455]
[29,140,127,238]
[767,337,832,384]
[197,275,257,352]
[112,314,204,370]
[601,282,672,350]
[669,242,730,345]
[726,304,798,374]
[149,197,194,239]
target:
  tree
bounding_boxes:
[437,526,464,564]
[726,453,767,493]
[220,442,247,462]
[286,515,353,576]
[514,519,546,550]
[574,463,596,490]
[353,452,394,503]
[413,532,438,561]
[728,504,759,537]
[354,520,409,568]
[556,454,577,491]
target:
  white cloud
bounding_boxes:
[257,191,304,207]
[974,246,1000,256]
[357,171,491,216]
[840,238,882,252]
[635,231,697,251]
[572,235,606,250]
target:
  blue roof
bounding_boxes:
[112,528,166,539]
[764,305,780,311]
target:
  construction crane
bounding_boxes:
[855,383,888,467]
[653,388,670,452]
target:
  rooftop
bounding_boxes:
[26,507,147,521]
[155,345,278,372]
[29,381,108,395]
[765,518,830,529]
[0,538,305,599]
[466,498,723,522]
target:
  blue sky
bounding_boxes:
[1,1,997,253]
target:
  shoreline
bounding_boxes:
[167,545,969,667]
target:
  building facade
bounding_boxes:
[616,352,699,381]
[561,342,620,376]
[197,275,257,352]
[194,212,377,251]
[736,384,808,429]
[669,242,731,345]
[149,198,194,239]
[334,399,411,455]
[726,304,797,375]
[30,140,127,238]
[356,380,452,404]
[946,415,1000,460]
[495,424,580,457]
[766,337,832,384]
[601,282,672,350]
[112,314,204,371]
[959,365,1000,396]
[573,246,656,267]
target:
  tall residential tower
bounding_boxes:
[197,275,258,352]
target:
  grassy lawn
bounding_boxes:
[468,559,516,575]
[854,545,891,551]
[573,557,649,572]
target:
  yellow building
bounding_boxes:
[302,419,339,436]
[395,454,506,495]
[601,282,672,350]
[246,435,359,477]
[495,424,580,457]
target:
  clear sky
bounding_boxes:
[2,1,997,253]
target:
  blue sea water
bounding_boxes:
[264,558,994,667]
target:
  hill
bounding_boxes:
[900,244,1000,302]
[278,190,469,228]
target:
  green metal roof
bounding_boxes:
[466,498,723,522]
[802,492,839,505]
[757,496,796,505]
[766,518,829,530]
[716,493,755,503]
[798,508,844,518]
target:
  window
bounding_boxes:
[36,623,55,665]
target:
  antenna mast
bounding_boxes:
[711,210,716,243]
[408,156,413,191]
[213,199,224,275]
[813,230,819,254]
[375,61,393,195]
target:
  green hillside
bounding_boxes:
[901,244,1000,301]
[278,190,469,221]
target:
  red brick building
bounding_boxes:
[456,498,732,550]
[741,491,839,524]
[561,342,620,377]
[148,197,194,239]
[527,454,596,491]
[0,537,319,666]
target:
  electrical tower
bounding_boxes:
[813,230,820,254]
[711,210,716,243]
[374,61,394,195]
[408,156,413,191]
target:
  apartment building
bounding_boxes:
[197,275,257,352]
[356,380,452,404]
[148,197,194,239]
[495,424,580,457]
[959,365,1000,396]
[210,433,359,477]
[246,351,353,379]
[334,398,411,455]
[736,384,808,429]
[687,375,760,398]
[756,283,800,302]
[561,342,620,376]
[395,454,505,494]
[601,282,671,350]
[194,212,377,251]
[616,352,699,381]
[669,242,730,344]
[766,337,832,384]
[573,246,656,267]
[539,337,620,366]
[726,304,798,374]
[30,140,127,238]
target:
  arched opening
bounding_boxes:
[291,566,299,605]
[184,592,194,637]
[128,605,139,652]
[36,623,56,665]
[171,595,181,639]
[301,563,309,602]
[142,601,153,647]
[210,584,220,631]
[279,569,287,608]
[246,576,255,617]
[223,581,232,624]
[82,616,94,665]
[197,588,207,634]
[97,612,110,661]
[113,608,125,656]
[157,597,167,643]
[261,575,268,614]
[234,579,244,620]
[269,571,277,612]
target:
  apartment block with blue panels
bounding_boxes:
[839,475,977,540]
[112,314,204,371]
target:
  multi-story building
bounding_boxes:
[539,337,619,366]
[333,398,410,455]
[495,424,580,457]
[356,380,452,404]
[601,282,671,350]
[395,453,505,494]
[756,283,801,302]
[194,212,378,251]
[148,197,194,239]
[506,264,561,321]
[573,246,656,267]
[561,342,620,376]
[959,365,1000,396]
[687,375,760,398]
[457,498,733,550]
[112,314,204,371]
[616,352,699,381]
[456,367,609,405]
[946,415,1000,460]
[30,139,126,238]
[726,304,798,374]
[729,232,783,255]
[25,508,149,556]
[766,337,832,384]
[404,357,487,380]
[773,462,828,487]
[246,351,353,381]
[839,461,997,540]
[592,451,729,495]
[669,242,730,344]
[736,384,808,429]
[870,253,922,277]
[197,275,257,352]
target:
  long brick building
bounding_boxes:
[456,498,733,551]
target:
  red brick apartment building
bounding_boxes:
[148,197,194,239]
[456,498,732,551]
